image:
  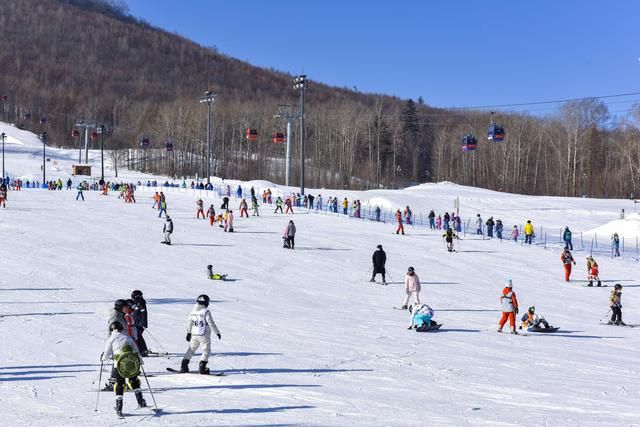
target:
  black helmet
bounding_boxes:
[197,294,210,307]
[376,244,382,250]
[109,321,124,332]
[408,266,415,273]
[207,264,213,270]
[114,299,129,311]
[614,284,622,290]
[131,290,143,300]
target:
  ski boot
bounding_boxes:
[199,361,210,375]
[619,321,626,326]
[510,329,518,335]
[115,397,123,417]
[401,305,408,310]
[497,328,502,333]
[607,321,614,325]
[134,389,147,408]
[102,378,115,392]
[597,281,602,287]
[369,278,375,283]
[180,358,189,373]
[587,281,593,287]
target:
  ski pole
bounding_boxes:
[94,356,104,412]
[144,328,169,354]
[362,266,373,282]
[386,271,394,283]
[599,309,612,323]
[140,364,161,413]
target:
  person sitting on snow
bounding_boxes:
[408,302,437,330]
[206,265,226,280]
[519,306,551,330]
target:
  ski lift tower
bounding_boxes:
[273,104,301,187]
[74,119,97,164]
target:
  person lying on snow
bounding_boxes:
[408,303,438,330]
[206,265,226,280]
[519,306,552,330]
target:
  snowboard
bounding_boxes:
[415,323,443,332]
[393,306,408,310]
[209,274,228,281]
[527,326,560,333]
[599,323,637,328]
[166,367,225,376]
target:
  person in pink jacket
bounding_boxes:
[224,210,234,232]
[401,266,421,309]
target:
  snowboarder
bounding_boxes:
[497,279,519,334]
[370,244,387,284]
[179,294,221,374]
[395,209,405,235]
[443,228,458,252]
[524,220,534,244]
[196,199,205,219]
[162,215,173,245]
[611,233,620,257]
[519,306,551,330]
[561,248,576,282]
[207,204,216,226]
[102,321,147,417]
[130,290,148,356]
[408,303,438,330]
[563,226,573,250]
[206,265,226,280]
[400,267,421,309]
[608,284,625,325]
[284,220,296,249]
[586,255,601,287]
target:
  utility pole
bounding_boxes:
[293,75,307,195]
[1,132,6,179]
[273,104,301,187]
[99,124,106,181]
[199,90,216,185]
[41,132,47,184]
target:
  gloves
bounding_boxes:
[217,333,221,340]
[186,333,191,342]
[518,326,522,330]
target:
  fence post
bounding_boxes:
[595,233,598,248]
[622,236,625,254]
[580,232,584,250]
[544,232,547,249]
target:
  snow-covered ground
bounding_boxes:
[1,123,639,426]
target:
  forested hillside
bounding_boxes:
[1,0,639,197]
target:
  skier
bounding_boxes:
[395,209,405,235]
[284,220,296,249]
[285,197,293,214]
[307,194,315,210]
[400,267,421,309]
[486,217,495,238]
[561,247,576,282]
[104,299,128,390]
[443,212,450,230]
[66,178,72,190]
[102,321,147,417]
[563,226,573,250]
[224,210,234,232]
[524,220,534,244]
[511,226,519,242]
[495,219,504,239]
[251,196,260,216]
[179,294,221,374]
[158,199,167,218]
[443,228,458,252]
[152,192,160,209]
[375,206,381,222]
[122,303,138,341]
[207,204,216,226]
[130,290,148,356]
[162,215,173,245]
[196,199,205,219]
[611,233,620,257]
[497,279,519,334]
[428,210,436,230]
[407,303,438,330]
[586,255,602,287]
[519,306,552,330]
[0,182,6,208]
[239,199,249,218]
[221,196,229,210]
[608,284,625,325]
[76,182,85,201]
[404,206,412,225]
[435,215,442,231]
[475,214,483,235]
[236,185,242,199]
[370,244,387,284]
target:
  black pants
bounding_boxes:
[136,329,148,354]
[286,236,295,249]
[372,268,385,282]
[611,305,622,324]
[114,370,141,396]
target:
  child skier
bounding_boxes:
[179,294,221,374]
[196,199,205,219]
[443,228,458,252]
[395,209,405,235]
[102,321,147,417]
[400,267,421,309]
[130,290,148,356]
[561,248,576,282]
[586,255,601,287]
[239,199,249,218]
[224,210,234,232]
[207,204,216,226]
[608,284,625,325]
[162,215,173,245]
[511,225,519,242]
[497,279,519,334]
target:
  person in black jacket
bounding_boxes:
[370,244,387,285]
[130,290,149,356]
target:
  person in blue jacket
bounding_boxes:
[563,226,573,250]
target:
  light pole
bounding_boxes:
[199,90,216,185]
[41,132,47,184]
[1,132,6,179]
[99,125,106,181]
[274,104,301,187]
[293,75,307,195]
[1,96,7,122]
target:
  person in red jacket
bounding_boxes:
[395,209,404,235]
[561,248,576,282]
[196,198,205,219]
[497,279,519,334]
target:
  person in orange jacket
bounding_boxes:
[395,209,405,235]
[561,248,576,282]
[152,192,161,209]
[497,279,519,334]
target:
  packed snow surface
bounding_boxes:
[1,124,639,426]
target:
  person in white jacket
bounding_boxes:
[179,294,221,374]
[102,321,146,416]
[401,266,421,309]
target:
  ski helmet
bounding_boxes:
[614,283,622,290]
[166,215,171,220]
[207,264,213,270]
[408,266,415,273]
[109,321,124,332]
[506,279,513,288]
[377,244,382,250]
[131,290,143,300]
[114,299,129,311]
[528,306,535,313]
[197,294,210,307]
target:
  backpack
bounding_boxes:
[115,346,141,378]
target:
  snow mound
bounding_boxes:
[585,213,640,238]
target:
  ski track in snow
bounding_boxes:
[0,122,639,426]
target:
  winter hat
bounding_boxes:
[377,244,383,250]
[506,279,513,288]
[408,266,415,273]
[528,306,535,313]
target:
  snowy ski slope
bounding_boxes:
[0,124,639,426]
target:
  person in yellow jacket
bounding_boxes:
[342,198,349,215]
[524,220,534,244]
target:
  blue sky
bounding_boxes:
[126,0,640,115]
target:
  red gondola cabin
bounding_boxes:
[246,128,258,142]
